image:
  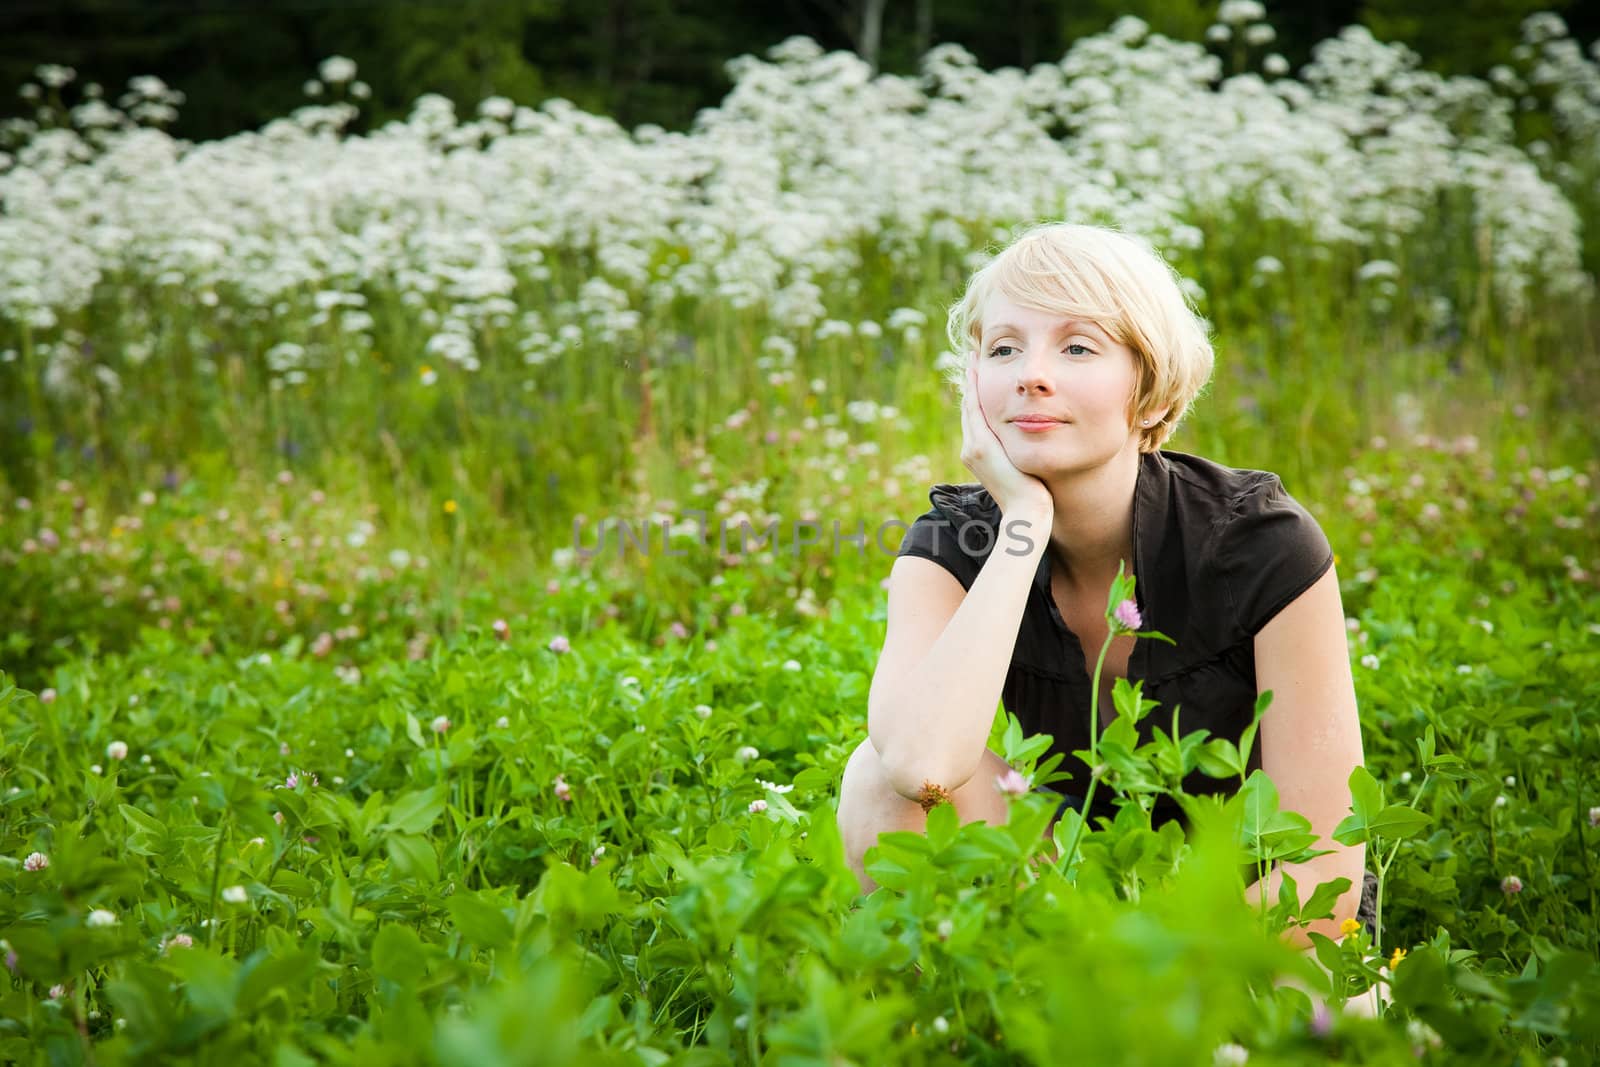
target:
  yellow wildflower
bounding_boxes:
[111,525,123,538]
[1339,918,1361,938]
[1390,946,1407,969]
[443,499,457,514]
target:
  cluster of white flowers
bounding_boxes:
[1,15,1595,393]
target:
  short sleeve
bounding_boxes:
[1215,475,1334,637]
[893,483,996,592]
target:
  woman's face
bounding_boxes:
[974,292,1155,476]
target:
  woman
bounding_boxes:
[836,221,1377,956]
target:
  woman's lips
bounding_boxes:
[1012,417,1065,433]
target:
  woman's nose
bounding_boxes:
[1015,348,1055,393]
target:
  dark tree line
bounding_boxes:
[1,0,1595,143]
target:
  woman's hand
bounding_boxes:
[961,362,1053,520]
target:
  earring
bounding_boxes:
[1140,418,1152,426]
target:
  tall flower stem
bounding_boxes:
[1059,629,1115,878]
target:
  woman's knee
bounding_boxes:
[837,738,904,824]
[837,738,905,865]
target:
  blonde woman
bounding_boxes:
[836,222,1378,975]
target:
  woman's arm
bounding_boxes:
[868,506,1051,802]
[1247,564,1368,951]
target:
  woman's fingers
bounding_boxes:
[972,363,999,439]
[960,363,979,459]
[962,362,993,456]
[960,360,1052,519]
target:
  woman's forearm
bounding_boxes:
[870,505,1051,802]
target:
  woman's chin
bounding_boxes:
[1010,458,1056,478]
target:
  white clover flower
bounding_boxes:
[221,885,248,904]
[1218,0,1265,25]
[1357,260,1401,282]
[35,64,76,89]
[1244,23,1275,47]
[845,400,880,423]
[887,307,926,330]
[748,799,768,813]
[1405,1019,1443,1050]
[318,56,357,85]
[86,908,118,928]
[479,96,515,122]
[106,740,128,760]
[735,745,759,762]
[1213,1042,1250,1066]
[1360,654,1380,670]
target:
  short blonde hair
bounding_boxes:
[943,222,1214,452]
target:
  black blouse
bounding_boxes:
[894,448,1335,830]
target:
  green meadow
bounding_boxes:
[3,10,1599,1064]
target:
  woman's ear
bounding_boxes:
[1130,403,1170,428]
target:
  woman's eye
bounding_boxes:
[986,343,1095,358]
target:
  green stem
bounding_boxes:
[1060,630,1115,877]
[745,938,760,1065]
[205,818,229,949]
[1568,712,1598,955]
[1369,768,1438,1015]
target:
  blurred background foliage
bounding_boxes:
[2,0,1596,142]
